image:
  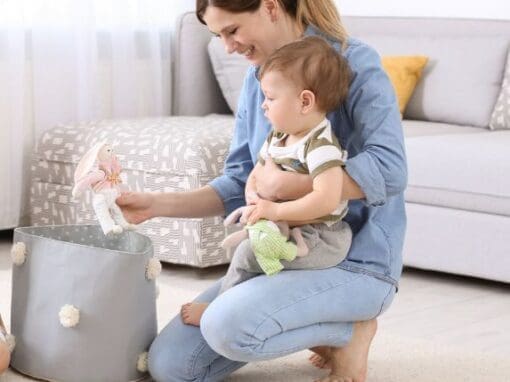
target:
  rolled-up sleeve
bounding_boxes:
[344,43,408,206]
[209,72,254,216]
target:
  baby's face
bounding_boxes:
[260,71,303,135]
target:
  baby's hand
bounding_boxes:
[247,199,279,225]
[239,205,256,225]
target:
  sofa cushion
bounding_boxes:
[208,38,250,114]
[405,130,510,216]
[381,56,428,115]
[489,50,510,130]
[173,13,231,116]
[353,35,509,128]
[207,22,509,128]
[402,120,485,138]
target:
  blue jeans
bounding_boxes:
[148,267,396,382]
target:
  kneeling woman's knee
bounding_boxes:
[201,301,258,362]
[147,340,176,382]
[148,332,198,382]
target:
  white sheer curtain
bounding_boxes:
[0,0,194,228]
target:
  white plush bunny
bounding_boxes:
[72,142,136,235]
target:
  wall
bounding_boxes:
[337,0,510,20]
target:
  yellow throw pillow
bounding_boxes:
[382,56,429,115]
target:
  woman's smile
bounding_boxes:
[239,46,254,57]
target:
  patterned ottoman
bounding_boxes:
[30,115,236,267]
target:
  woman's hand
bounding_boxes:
[255,156,285,201]
[256,156,313,201]
[116,191,156,224]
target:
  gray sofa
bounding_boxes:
[30,12,510,283]
[173,13,510,283]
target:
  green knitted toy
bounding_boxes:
[245,219,297,275]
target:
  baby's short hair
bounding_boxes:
[259,36,351,113]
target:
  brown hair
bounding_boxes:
[196,0,348,47]
[259,36,351,112]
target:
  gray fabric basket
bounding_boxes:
[10,225,158,382]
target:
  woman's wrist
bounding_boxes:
[145,192,157,219]
[341,169,365,201]
[151,192,177,218]
[152,186,225,219]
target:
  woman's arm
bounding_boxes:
[151,186,224,218]
[116,186,224,224]
[275,166,343,221]
[119,68,261,224]
[342,44,407,206]
[247,166,345,224]
[256,156,364,202]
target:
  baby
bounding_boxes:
[182,36,353,326]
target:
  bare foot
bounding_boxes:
[309,346,332,369]
[314,319,377,382]
[180,302,209,327]
[0,341,9,374]
[0,316,10,373]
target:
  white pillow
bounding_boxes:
[489,50,510,130]
[208,37,251,114]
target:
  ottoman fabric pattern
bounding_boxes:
[30,115,237,267]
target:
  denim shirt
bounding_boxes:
[210,26,407,287]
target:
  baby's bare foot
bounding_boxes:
[314,319,377,382]
[180,302,209,327]
[309,346,332,369]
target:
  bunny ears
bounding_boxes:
[74,141,107,184]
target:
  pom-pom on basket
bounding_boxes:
[10,225,158,382]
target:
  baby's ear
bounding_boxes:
[300,90,316,114]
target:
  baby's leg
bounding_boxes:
[283,222,352,270]
[181,240,262,327]
[219,239,263,293]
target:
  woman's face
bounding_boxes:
[202,5,281,66]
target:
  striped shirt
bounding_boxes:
[258,118,348,225]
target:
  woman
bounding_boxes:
[117,0,407,381]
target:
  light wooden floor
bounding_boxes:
[1,228,509,361]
